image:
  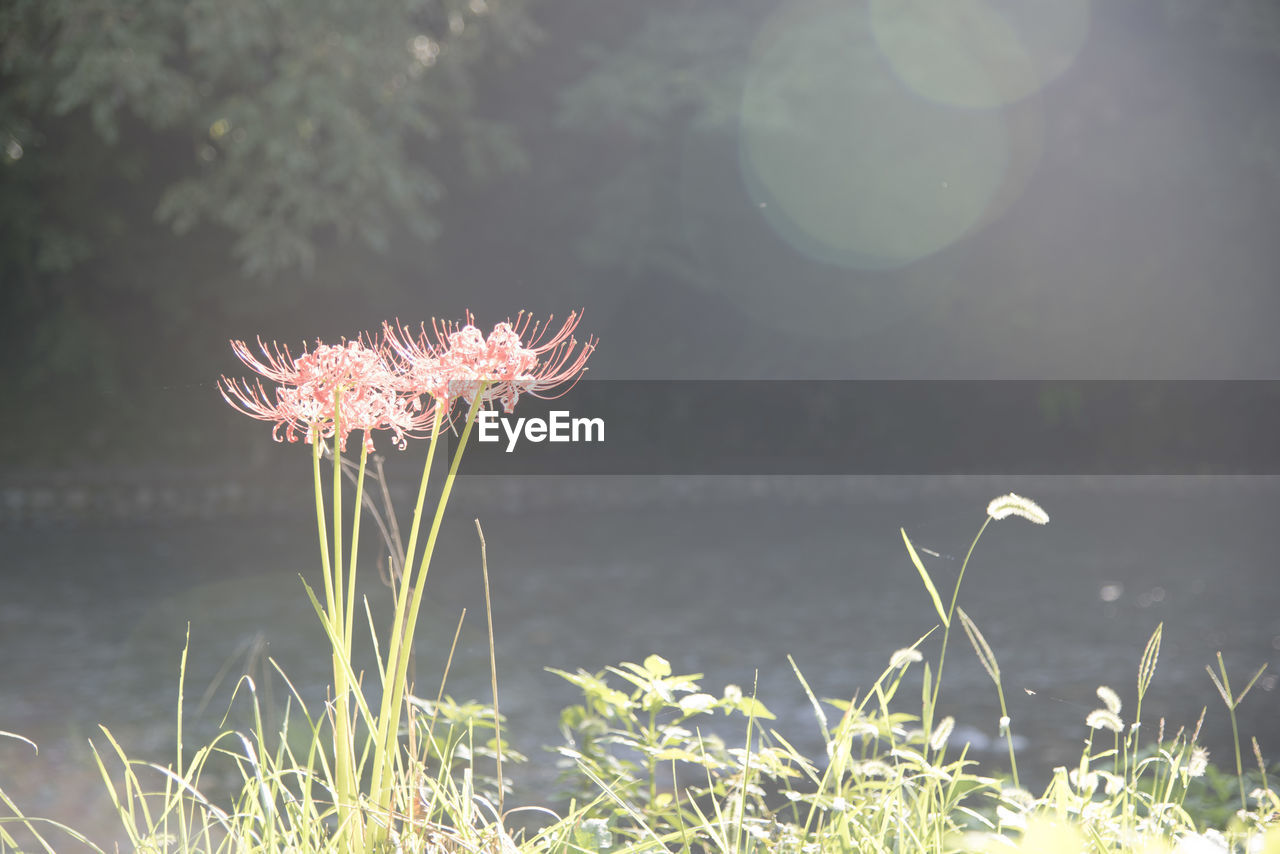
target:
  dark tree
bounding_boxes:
[0,0,536,463]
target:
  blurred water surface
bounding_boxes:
[2,476,1278,849]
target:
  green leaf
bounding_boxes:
[546,667,633,714]
[653,746,708,763]
[734,696,776,721]
[677,692,718,716]
[922,661,933,712]
[0,730,38,754]
[1236,661,1269,706]
[903,528,949,627]
[643,654,671,678]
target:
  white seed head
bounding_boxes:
[890,647,924,669]
[986,493,1050,524]
[1188,746,1209,778]
[1082,801,1112,823]
[852,759,893,778]
[1001,787,1036,810]
[1069,768,1099,794]
[1086,709,1124,733]
[849,720,880,740]
[929,716,955,752]
[999,715,1011,735]
[996,804,1027,830]
[1096,686,1122,715]
[1099,771,1124,796]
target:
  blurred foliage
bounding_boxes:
[0,0,536,465]
[4,0,1280,466]
[1179,761,1277,832]
[0,0,534,278]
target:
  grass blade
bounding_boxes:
[1236,662,1269,707]
[903,528,948,628]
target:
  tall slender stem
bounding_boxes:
[326,388,361,849]
[366,406,443,832]
[368,392,485,848]
[476,520,504,818]
[926,516,991,736]
[313,435,335,629]
[345,442,370,660]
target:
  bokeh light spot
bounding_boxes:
[1099,583,1123,602]
[739,0,1011,270]
[870,0,1090,108]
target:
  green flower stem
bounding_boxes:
[311,432,356,836]
[345,441,371,660]
[926,516,991,737]
[312,430,360,849]
[378,405,446,707]
[342,441,371,851]
[308,435,333,842]
[648,706,658,806]
[365,404,444,835]
[997,687,1019,790]
[368,390,487,848]
[312,434,336,629]
[333,388,344,631]
[328,388,361,850]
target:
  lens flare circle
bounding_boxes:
[869,0,1091,109]
[739,0,1010,270]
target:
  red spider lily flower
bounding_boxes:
[476,312,596,411]
[382,320,486,406]
[220,337,439,452]
[383,310,596,413]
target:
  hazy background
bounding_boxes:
[2,0,1280,466]
[2,0,1280,848]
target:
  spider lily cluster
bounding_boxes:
[216,311,593,852]
[219,311,595,453]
